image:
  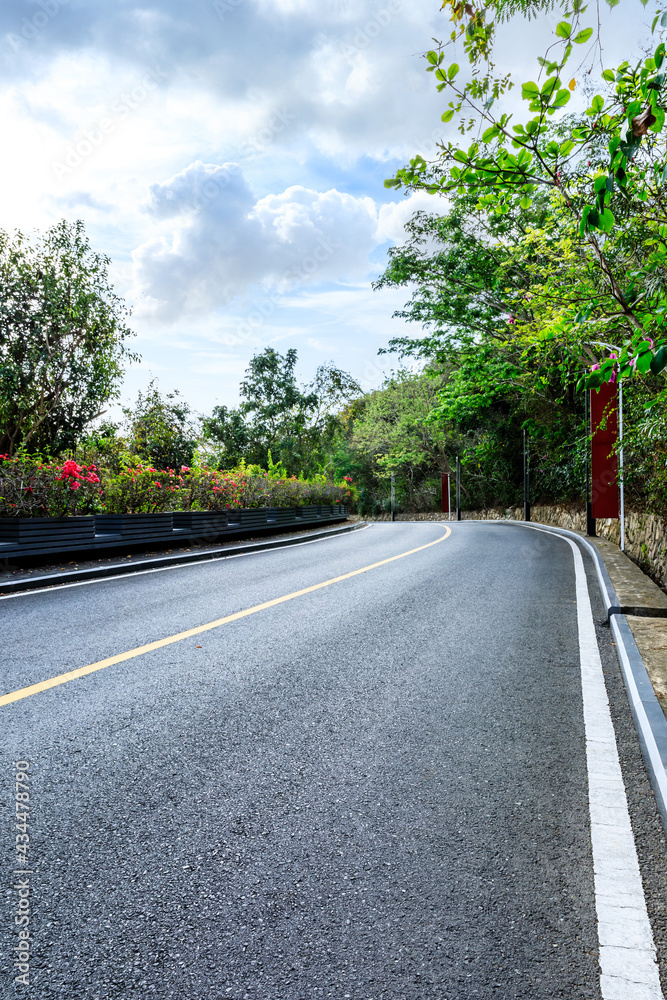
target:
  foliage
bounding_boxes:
[387,1,667,390]
[123,381,199,470]
[0,454,104,517]
[203,348,360,476]
[0,453,353,517]
[0,220,137,456]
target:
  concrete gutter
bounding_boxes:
[0,520,367,597]
[515,521,667,836]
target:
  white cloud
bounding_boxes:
[132,160,417,318]
[376,190,439,243]
[0,0,654,413]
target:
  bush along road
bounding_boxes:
[1,521,666,999]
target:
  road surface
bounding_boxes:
[2,521,666,998]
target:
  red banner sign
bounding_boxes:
[590,382,619,519]
[441,473,450,514]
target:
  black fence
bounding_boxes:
[0,505,350,561]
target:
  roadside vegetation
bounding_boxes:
[5,0,667,519]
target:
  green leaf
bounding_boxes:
[521,81,540,100]
[573,27,593,43]
[559,139,575,155]
[552,89,571,108]
[448,63,460,80]
[602,69,615,82]
[426,50,439,65]
[598,207,615,232]
[519,196,532,209]
[384,178,401,189]
[441,109,455,123]
[637,351,653,373]
[556,21,572,38]
[651,344,667,373]
[541,77,560,98]
[591,95,604,113]
[656,43,666,70]
[651,107,666,133]
[482,125,500,142]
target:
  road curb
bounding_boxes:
[505,520,667,836]
[0,521,368,596]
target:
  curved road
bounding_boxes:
[2,521,666,998]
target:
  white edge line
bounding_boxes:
[500,520,667,810]
[0,523,373,602]
[611,615,667,813]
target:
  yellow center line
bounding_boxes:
[1,526,451,707]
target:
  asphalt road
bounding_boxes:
[2,521,666,999]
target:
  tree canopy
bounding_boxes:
[0,220,137,455]
[202,348,360,476]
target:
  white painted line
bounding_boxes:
[564,534,663,999]
[611,615,667,819]
[0,524,373,601]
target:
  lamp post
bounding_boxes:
[619,381,625,552]
[523,428,531,522]
[456,456,462,521]
[585,390,596,536]
[391,473,395,522]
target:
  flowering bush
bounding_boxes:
[0,455,103,517]
[0,454,353,516]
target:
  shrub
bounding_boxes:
[0,454,353,516]
[0,454,103,517]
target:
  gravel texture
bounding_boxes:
[1,521,664,998]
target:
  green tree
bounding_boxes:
[347,368,454,513]
[203,348,360,475]
[124,381,200,470]
[0,220,137,455]
[387,0,667,386]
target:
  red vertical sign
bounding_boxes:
[590,381,619,519]
[441,473,450,514]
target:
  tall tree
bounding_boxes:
[0,220,137,455]
[203,348,360,475]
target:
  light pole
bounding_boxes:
[585,389,596,536]
[619,381,625,551]
[391,472,395,522]
[523,428,531,522]
[456,456,462,521]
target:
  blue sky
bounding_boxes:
[0,0,654,417]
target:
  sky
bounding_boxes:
[0,0,656,418]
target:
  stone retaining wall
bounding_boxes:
[364,507,667,592]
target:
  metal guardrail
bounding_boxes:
[0,506,350,560]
